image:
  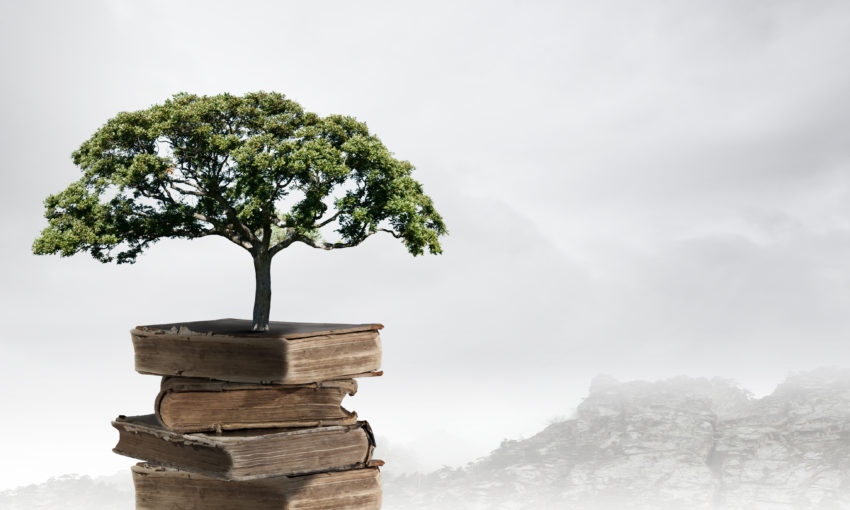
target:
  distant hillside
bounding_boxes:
[385,368,850,510]
[0,472,132,510]
[5,369,850,510]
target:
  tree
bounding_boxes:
[33,91,447,331]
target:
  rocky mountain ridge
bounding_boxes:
[385,368,850,509]
[4,369,850,509]
[0,472,133,510]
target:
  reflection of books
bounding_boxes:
[156,377,359,433]
[133,462,382,510]
[112,415,375,480]
[132,318,383,384]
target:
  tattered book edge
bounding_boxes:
[132,320,384,340]
[139,369,383,385]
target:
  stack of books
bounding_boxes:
[112,318,385,509]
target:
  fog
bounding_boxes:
[2,0,850,492]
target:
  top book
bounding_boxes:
[132,319,382,384]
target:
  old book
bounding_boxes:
[155,377,359,433]
[132,318,382,384]
[112,415,375,480]
[133,462,383,510]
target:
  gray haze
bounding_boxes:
[6,369,850,509]
[2,0,850,491]
[385,368,850,509]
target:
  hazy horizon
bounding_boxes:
[2,366,847,493]
[3,0,850,492]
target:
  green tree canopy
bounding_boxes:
[33,91,447,330]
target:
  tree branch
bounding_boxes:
[295,232,375,251]
[269,236,297,256]
[134,186,247,251]
[313,211,340,229]
[166,177,207,197]
[176,172,258,248]
[275,227,400,255]
[170,185,205,197]
[378,228,402,239]
[192,212,252,250]
[166,148,258,248]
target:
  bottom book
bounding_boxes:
[132,462,383,510]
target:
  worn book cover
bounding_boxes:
[133,462,382,510]
[132,318,383,384]
[155,377,359,433]
[112,414,376,480]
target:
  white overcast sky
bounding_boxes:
[2,0,850,490]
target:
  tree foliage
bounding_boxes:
[34,91,446,260]
[33,91,447,329]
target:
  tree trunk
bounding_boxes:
[251,252,272,331]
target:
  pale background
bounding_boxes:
[2,0,850,490]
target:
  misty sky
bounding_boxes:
[2,0,850,491]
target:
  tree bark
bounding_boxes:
[251,252,272,331]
